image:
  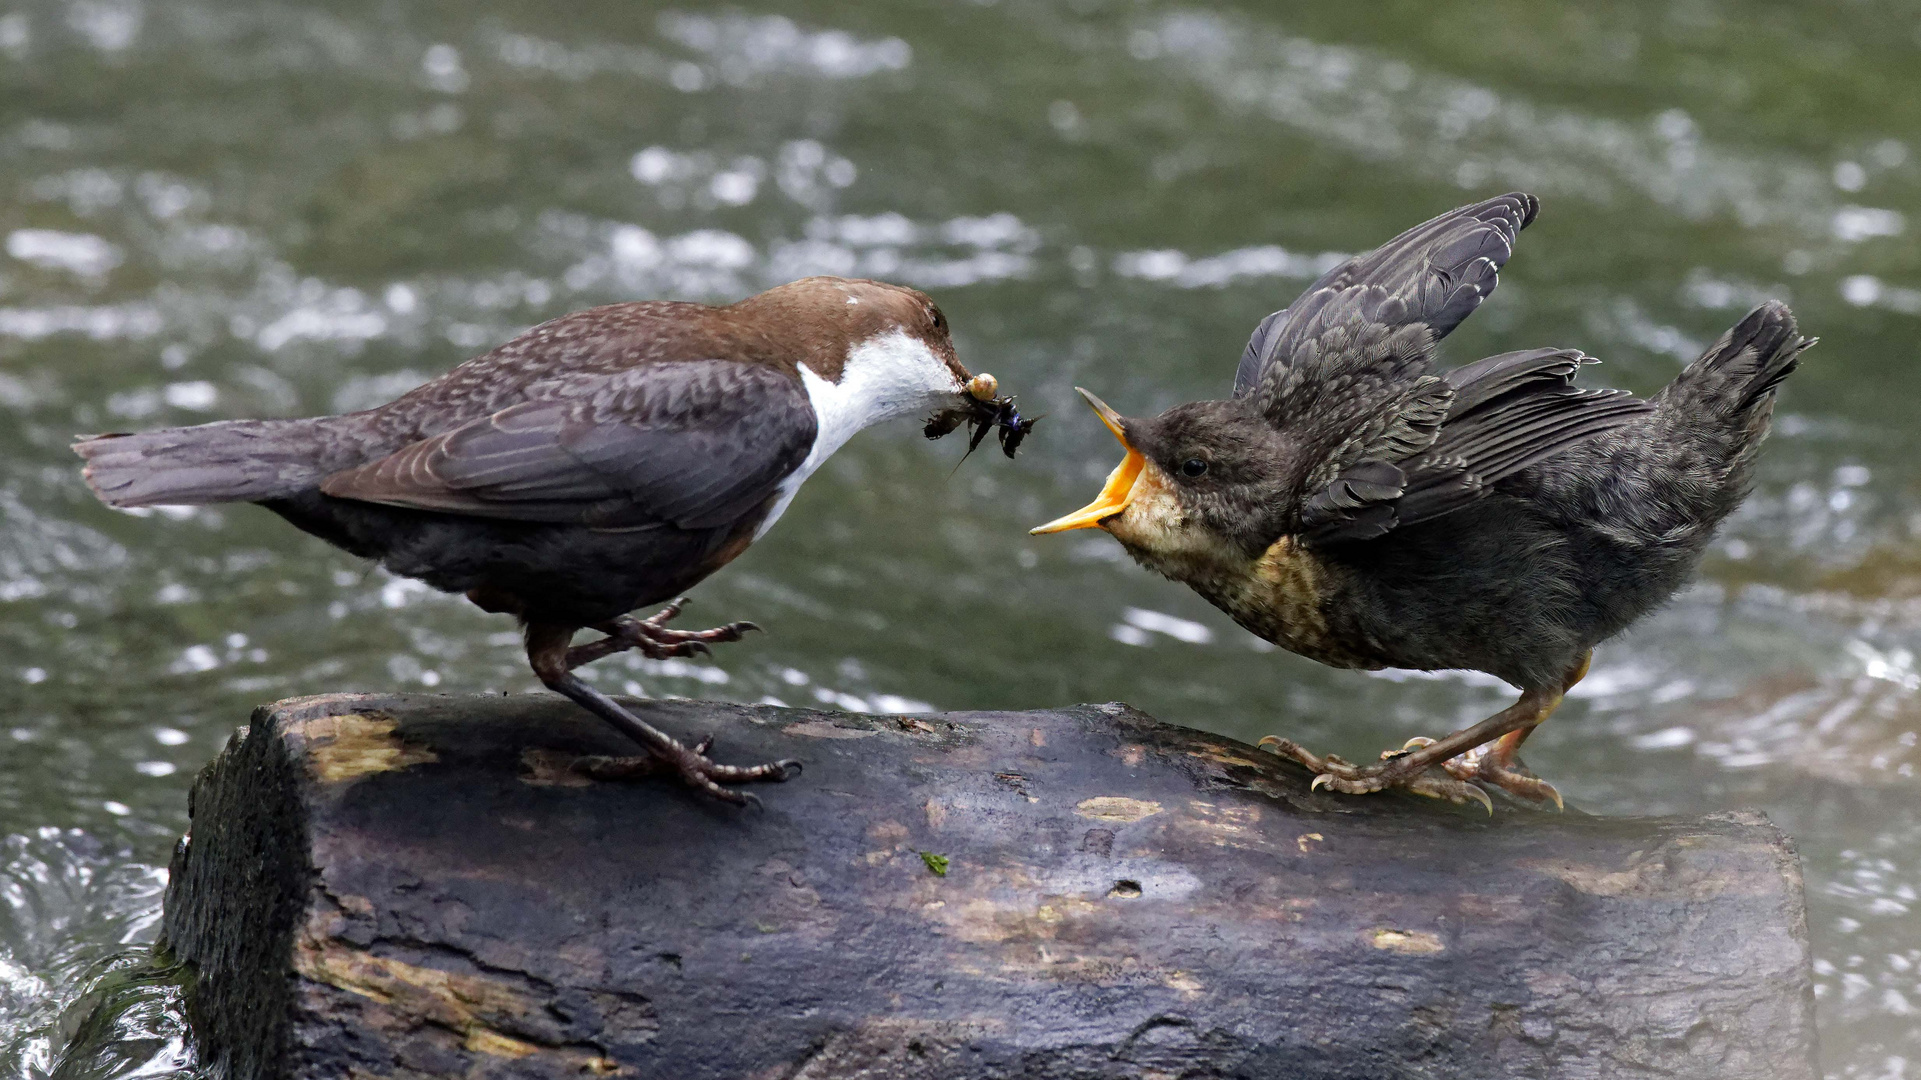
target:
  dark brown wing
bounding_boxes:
[319,360,816,530]
[1233,193,1538,407]
[1299,349,1653,545]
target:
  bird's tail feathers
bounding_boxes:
[73,418,335,508]
[1661,300,1814,425]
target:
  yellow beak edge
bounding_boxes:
[1030,388,1144,535]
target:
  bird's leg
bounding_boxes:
[1259,652,1591,811]
[1419,652,1591,809]
[526,623,799,805]
[563,597,759,671]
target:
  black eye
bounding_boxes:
[1180,457,1208,477]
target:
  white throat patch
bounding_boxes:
[754,329,962,539]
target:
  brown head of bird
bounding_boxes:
[732,276,967,385]
[739,276,1037,458]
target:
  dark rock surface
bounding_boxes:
[161,692,1818,1079]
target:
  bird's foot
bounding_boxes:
[1406,737,1564,810]
[572,734,802,807]
[566,599,761,670]
[623,597,760,657]
[1258,735,1494,813]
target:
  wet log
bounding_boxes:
[161,692,1818,1079]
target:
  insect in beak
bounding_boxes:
[923,372,1039,461]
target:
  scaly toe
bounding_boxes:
[682,768,751,805]
[1313,772,1389,795]
[1442,754,1564,809]
[1262,734,1499,808]
[1403,772,1494,813]
[573,740,801,805]
[1480,768,1563,810]
[644,597,692,627]
[1259,736,1337,773]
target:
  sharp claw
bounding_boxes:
[1466,784,1494,815]
[1545,783,1565,812]
[778,758,804,779]
[1401,736,1435,751]
[1256,735,1282,752]
[1310,774,1331,792]
[686,641,712,658]
[736,790,764,811]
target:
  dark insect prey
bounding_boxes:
[925,372,1039,460]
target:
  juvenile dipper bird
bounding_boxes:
[77,276,1020,804]
[1033,194,1812,809]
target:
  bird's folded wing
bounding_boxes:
[1233,193,1538,407]
[318,360,817,530]
[1299,348,1653,545]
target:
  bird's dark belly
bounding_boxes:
[261,491,758,627]
[1314,498,1598,688]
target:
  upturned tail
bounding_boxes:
[1555,299,1813,559]
[74,418,342,507]
[1531,301,1814,644]
[1651,299,1815,505]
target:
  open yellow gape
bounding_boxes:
[1031,388,1144,534]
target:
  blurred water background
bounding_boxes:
[1,0,1919,1074]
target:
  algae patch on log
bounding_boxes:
[288,712,436,783]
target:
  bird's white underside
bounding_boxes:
[753,329,963,540]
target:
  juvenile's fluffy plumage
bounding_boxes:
[1035,194,1813,807]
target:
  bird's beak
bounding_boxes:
[1030,388,1144,534]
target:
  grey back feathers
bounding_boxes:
[320,360,816,530]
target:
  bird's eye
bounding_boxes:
[1181,458,1208,478]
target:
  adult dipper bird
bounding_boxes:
[1032,194,1812,809]
[77,276,1023,804]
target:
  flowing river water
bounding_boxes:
[1,1,1919,1075]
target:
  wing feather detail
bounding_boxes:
[1234,193,1538,406]
[319,360,817,530]
[1299,348,1653,545]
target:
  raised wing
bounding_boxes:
[319,360,816,530]
[1233,193,1538,405]
[1298,349,1653,545]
